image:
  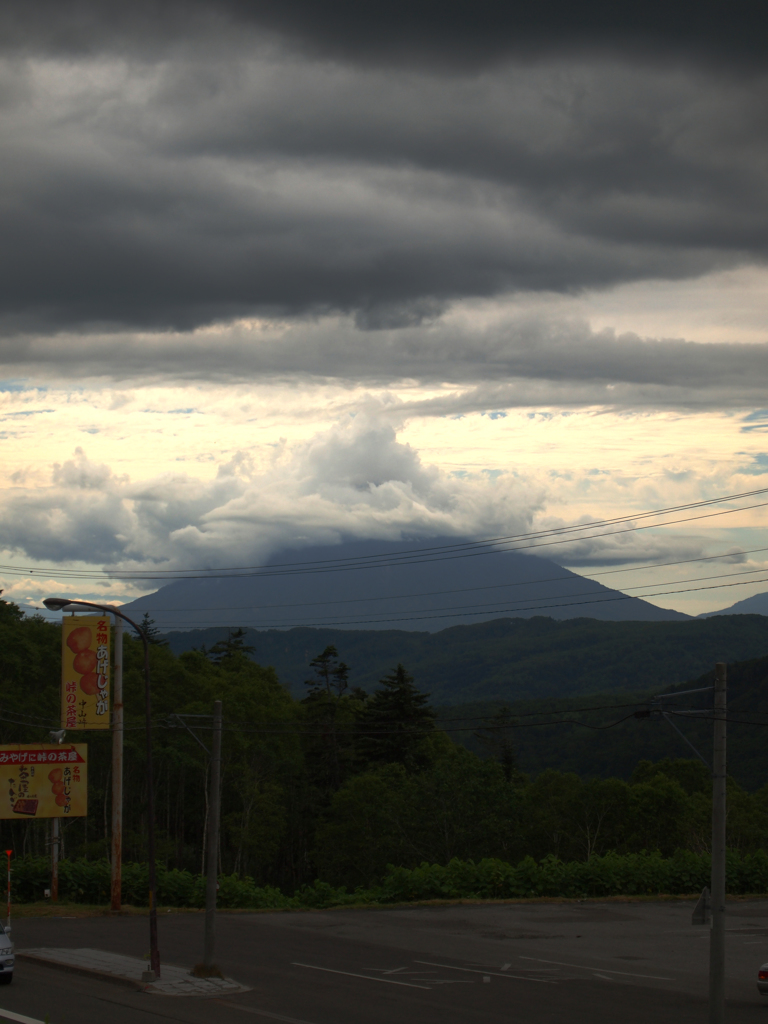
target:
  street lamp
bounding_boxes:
[44,597,161,981]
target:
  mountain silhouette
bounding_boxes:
[120,537,689,631]
[699,591,768,617]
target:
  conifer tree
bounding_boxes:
[304,645,349,697]
[356,663,435,769]
[208,627,255,664]
[136,612,169,647]
[302,645,354,790]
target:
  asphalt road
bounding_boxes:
[3,899,768,1024]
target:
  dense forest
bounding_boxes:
[3,598,768,894]
[441,655,768,793]
[162,615,768,702]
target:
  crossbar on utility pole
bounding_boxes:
[203,700,222,971]
[111,614,124,912]
[710,662,727,1024]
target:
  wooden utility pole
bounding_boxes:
[111,614,124,912]
[710,662,727,1024]
[51,818,60,902]
[203,701,223,971]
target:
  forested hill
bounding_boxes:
[446,652,768,791]
[163,614,768,702]
[4,596,768,891]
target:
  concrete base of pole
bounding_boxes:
[191,963,224,979]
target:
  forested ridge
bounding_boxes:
[442,655,768,792]
[3,598,768,901]
[162,614,768,701]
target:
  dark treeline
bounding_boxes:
[163,615,768,702]
[447,651,768,791]
[3,598,768,891]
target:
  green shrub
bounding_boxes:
[377,850,763,901]
[9,850,768,909]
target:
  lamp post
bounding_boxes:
[44,597,161,980]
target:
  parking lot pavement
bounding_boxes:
[4,899,768,1023]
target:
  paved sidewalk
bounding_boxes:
[16,948,249,997]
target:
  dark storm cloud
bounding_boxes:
[0,46,765,336]
[2,0,766,70]
[4,315,768,411]
[208,0,768,69]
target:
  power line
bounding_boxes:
[4,486,768,582]
[0,697,703,738]
[126,569,768,630]
[124,545,768,615]
[131,563,768,628]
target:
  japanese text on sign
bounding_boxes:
[61,615,110,730]
[0,745,87,819]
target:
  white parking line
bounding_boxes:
[291,963,431,990]
[414,961,556,984]
[519,957,673,980]
[0,1008,48,1024]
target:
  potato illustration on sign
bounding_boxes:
[73,650,97,674]
[61,616,110,730]
[67,627,100,695]
[1,745,88,818]
[48,768,68,807]
[66,626,92,653]
[67,626,100,695]
[79,673,100,696]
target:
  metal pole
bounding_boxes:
[110,615,124,912]
[42,597,160,980]
[710,662,727,1024]
[203,700,222,970]
[51,818,59,903]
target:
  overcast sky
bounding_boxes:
[1,0,767,616]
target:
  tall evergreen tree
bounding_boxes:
[136,612,169,647]
[208,627,255,665]
[301,645,356,790]
[304,645,350,697]
[356,663,435,769]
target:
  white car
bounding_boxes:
[758,963,768,996]
[0,925,13,984]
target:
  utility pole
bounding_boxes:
[5,850,11,937]
[203,700,222,972]
[111,614,123,912]
[51,818,60,902]
[710,662,727,1024]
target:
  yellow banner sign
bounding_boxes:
[61,615,111,730]
[0,744,87,819]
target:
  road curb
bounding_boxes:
[16,950,249,997]
[16,951,148,991]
